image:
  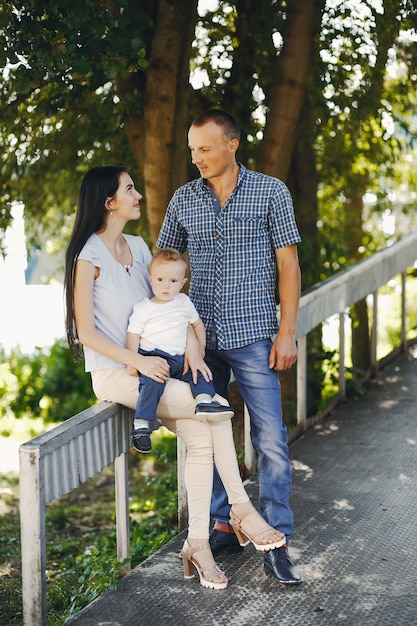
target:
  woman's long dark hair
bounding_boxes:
[64,165,127,359]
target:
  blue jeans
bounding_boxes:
[135,348,215,420]
[205,339,294,537]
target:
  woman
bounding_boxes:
[64,165,285,590]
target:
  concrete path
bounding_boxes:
[67,345,417,626]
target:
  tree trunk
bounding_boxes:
[351,298,370,374]
[346,191,371,372]
[288,100,324,415]
[221,0,278,165]
[257,1,323,422]
[257,0,320,181]
[143,0,199,245]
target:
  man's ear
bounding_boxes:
[229,138,239,154]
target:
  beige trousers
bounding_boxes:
[92,367,249,538]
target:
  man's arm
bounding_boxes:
[183,324,213,383]
[156,195,187,252]
[191,318,207,357]
[269,244,301,371]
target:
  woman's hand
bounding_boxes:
[136,354,170,383]
[127,365,139,377]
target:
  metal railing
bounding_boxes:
[19,230,417,625]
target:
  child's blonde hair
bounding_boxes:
[150,248,188,276]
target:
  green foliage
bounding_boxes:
[0,477,23,626]
[1,0,415,257]
[48,434,179,624]
[0,428,178,626]
[376,273,417,358]
[0,339,96,422]
[0,0,151,246]
[318,349,365,409]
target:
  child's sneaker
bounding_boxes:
[131,427,152,453]
[194,401,234,423]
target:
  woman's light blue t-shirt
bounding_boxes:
[78,233,152,372]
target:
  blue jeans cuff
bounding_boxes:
[214,518,231,527]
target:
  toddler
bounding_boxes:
[126,248,234,452]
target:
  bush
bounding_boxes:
[0,339,96,422]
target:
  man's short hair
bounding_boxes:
[191,109,240,142]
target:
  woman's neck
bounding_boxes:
[96,219,125,250]
[96,228,132,270]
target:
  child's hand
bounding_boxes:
[127,366,139,377]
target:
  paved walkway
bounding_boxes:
[68,345,417,626]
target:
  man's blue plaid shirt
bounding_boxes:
[157,164,301,350]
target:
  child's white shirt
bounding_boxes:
[127,293,200,356]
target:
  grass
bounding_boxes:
[0,418,179,626]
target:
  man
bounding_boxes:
[157,109,302,584]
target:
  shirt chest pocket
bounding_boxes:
[230,216,268,238]
[227,216,270,255]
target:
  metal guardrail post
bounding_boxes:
[19,445,47,626]
[115,450,131,573]
[19,402,132,625]
[339,311,346,399]
[370,290,378,374]
[177,438,187,530]
[401,271,407,351]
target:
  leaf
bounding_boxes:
[72,59,91,75]
[131,38,143,51]
[14,66,32,94]
[103,64,117,80]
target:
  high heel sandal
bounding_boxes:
[229,506,287,553]
[181,540,228,590]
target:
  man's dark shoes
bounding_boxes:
[209,528,244,557]
[131,428,152,453]
[264,546,301,584]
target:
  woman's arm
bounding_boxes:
[126,332,141,376]
[74,259,169,381]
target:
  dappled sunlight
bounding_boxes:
[399,473,412,486]
[333,499,354,511]
[291,459,313,480]
[313,421,340,436]
[377,399,398,408]
[301,548,335,581]
[0,482,17,516]
[0,562,13,578]
[339,575,382,610]
[384,375,400,384]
